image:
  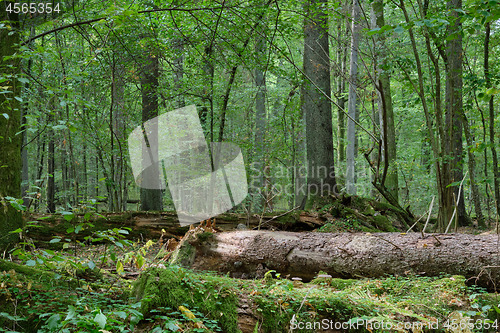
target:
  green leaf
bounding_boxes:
[1,113,8,120]
[367,27,380,36]
[65,305,76,321]
[394,25,405,34]
[94,311,107,329]
[116,261,124,274]
[9,228,22,234]
[136,254,145,269]
[87,260,95,269]
[25,260,36,266]
[114,311,127,319]
[447,181,461,187]
[46,314,61,329]
[62,212,75,222]
[49,238,61,243]
[14,96,22,102]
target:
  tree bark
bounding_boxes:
[181,230,500,289]
[302,0,337,199]
[0,4,24,250]
[46,101,56,213]
[484,22,500,217]
[140,55,163,211]
[253,23,267,209]
[372,0,398,203]
[461,112,485,227]
[336,1,349,164]
[112,58,126,211]
[444,0,468,227]
[345,0,361,195]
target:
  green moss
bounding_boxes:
[196,231,214,243]
[372,214,396,231]
[169,242,196,267]
[133,266,240,332]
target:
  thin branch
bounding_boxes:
[445,171,468,233]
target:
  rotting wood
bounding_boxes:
[173,230,500,290]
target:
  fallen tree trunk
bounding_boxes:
[174,230,500,289]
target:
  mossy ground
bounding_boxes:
[132,265,500,332]
[2,253,500,332]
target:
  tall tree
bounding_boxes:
[372,0,399,203]
[111,56,127,211]
[254,15,268,208]
[0,5,23,250]
[484,21,500,218]
[336,1,349,164]
[443,0,468,227]
[140,54,163,211]
[346,0,361,195]
[301,0,336,203]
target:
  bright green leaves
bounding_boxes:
[366,24,393,36]
[477,87,500,101]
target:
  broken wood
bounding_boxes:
[172,230,500,289]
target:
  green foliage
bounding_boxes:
[133,265,239,332]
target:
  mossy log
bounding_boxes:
[172,230,500,289]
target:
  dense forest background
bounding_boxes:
[1,0,500,244]
[3,1,500,332]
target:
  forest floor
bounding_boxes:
[1,196,500,332]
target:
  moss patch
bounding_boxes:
[133,266,240,332]
[132,264,500,333]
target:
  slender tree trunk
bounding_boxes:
[0,4,24,250]
[111,58,126,211]
[336,3,348,164]
[56,34,78,207]
[484,22,500,217]
[254,23,267,208]
[346,0,361,195]
[461,112,485,226]
[302,0,337,201]
[372,0,398,203]
[47,105,56,213]
[21,78,30,207]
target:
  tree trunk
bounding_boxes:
[345,0,361,195]
[484,22,500,217]
[302,0,337,200]
[443,0,468,227]
[253,23,267,209]
[179,230,500,289]
[372,0,398,203]
[112,58,126,211]
[336,2,348,164]
[461,112,485,227]
[0,4,24,250]
[47,103,56,213]
[140,55,163,211]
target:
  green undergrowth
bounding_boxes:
[2,259,500,332]
[132,266,500,333]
